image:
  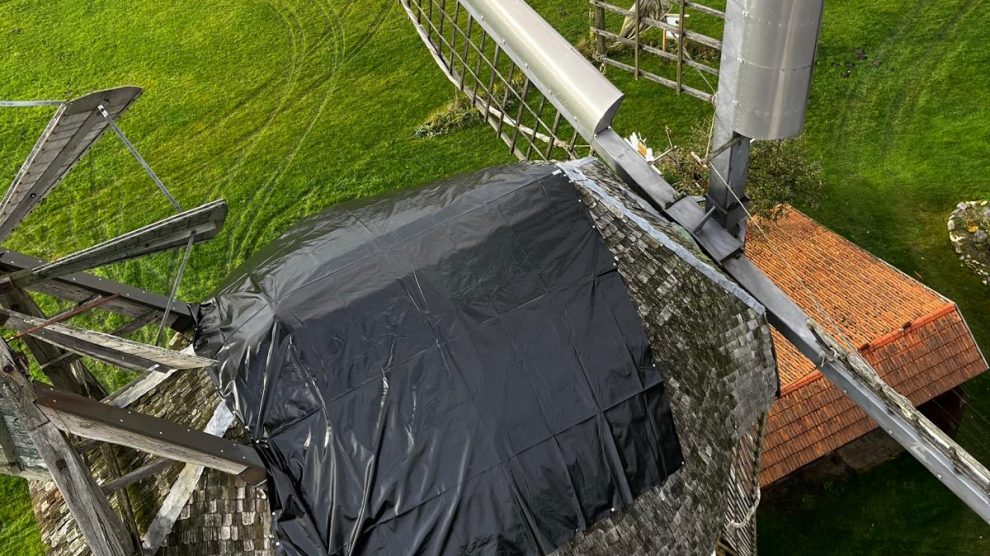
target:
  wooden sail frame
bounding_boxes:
[0,88,263,556]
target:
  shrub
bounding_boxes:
[659,120,825,220]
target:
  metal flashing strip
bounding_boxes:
[559,159,762,313]
[33,383,263,480]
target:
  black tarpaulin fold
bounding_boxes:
[195,163,683,555]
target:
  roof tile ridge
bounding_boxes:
[779,369,825,395]
[860,303,959,354]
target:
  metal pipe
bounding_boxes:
[97,105,183,212]
[456,0,624,137]
[0,100,65,107]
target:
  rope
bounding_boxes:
[725,486,760,530]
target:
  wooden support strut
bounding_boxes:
[0,307,216,373]
[141,402,242,556]
[101,458,176,495]
[0,288,107,398]
[32,383,265,482]
[0,249,196,333]
[40,310,160,373]
[0,343,137,556]
[0,199,228,293]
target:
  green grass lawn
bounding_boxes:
[0,0,987,553]
[755,1,990,553]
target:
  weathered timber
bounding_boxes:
[103,368,178,408]
[0,412,20,465]
[32,383,265,481]
[101,458,176,495]
[141,402,239,555]
[0,307,216,372]
[0,288,107,397]
[2,200,227,291]
[0,344,137,556]
[0,250,195,331]
[0,410,47,480]
[75,366,182,456]
[0,87,142,244]
[41,310,160,373]
[99,442,142,542]
[0,411,48,481]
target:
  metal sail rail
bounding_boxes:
[0,87,142,244]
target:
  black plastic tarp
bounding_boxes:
[195,163,683,555]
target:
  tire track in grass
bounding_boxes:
[229,1,396,265]
[817,0,930,173]
[25,0,308,263]
[880,0,979,158]
[820,0,977,178]
[212,0,311,271]
[227,0,346,266]
[139,0,341,199]
[222,0,343,269]
[50,0,310,297]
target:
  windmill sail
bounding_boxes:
[400,0,603,161]
[2,199,227,290]
[404,0,990,524]
[0,87,142,244]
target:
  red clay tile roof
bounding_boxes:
[746,208,987,486]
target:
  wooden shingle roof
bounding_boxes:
[746,208,987,486]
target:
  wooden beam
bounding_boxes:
[0,412,46,480]
[40,310,160,374]
[0,344,136,556]
[0,250,195,332]
[103,368,178,409]
[3,200,227,291]
[0,307,216,372]
[0,288,107,398]
[99,443,142,542]
[32,383,264,481]
[0,87,142,244]
[101,458,176,495]
[141,402,238,556]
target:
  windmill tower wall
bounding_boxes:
[26,160,774,556]
[29,369,276,556]
[554,161,774,555]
